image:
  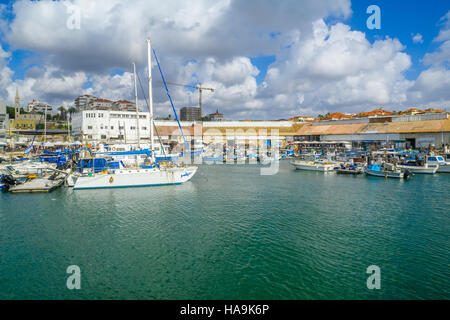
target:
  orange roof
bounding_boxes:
[325,112,351,119]
[369,108,392,116]
[421,108,445,113]
[116,100,134,104]
[404,108,422,112]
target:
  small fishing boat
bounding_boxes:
[290,160,335,172]
[0,160,57,178]
[396,163,438,174]
[336,163,364,175]
[365,163,409,179]
[426,155,450,173]
[396,155,438,174]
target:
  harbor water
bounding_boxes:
[0,161,449,299]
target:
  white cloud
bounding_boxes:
[256,20,413,116]
[412,33,424,44]
[410,10,450,110]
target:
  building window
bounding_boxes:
[88,126,93,130]
[110,126,114,130]
[142,127,147,130]
[101,135,107,139]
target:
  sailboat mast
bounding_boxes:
[147,39,154,151]
[133,62,140,149]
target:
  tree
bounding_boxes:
[58,106,67,121]
[68,107,77,119]
[6,106,15,119]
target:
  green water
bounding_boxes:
[0,161,449,299]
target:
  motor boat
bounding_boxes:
[365,163,409,179]
[290,160,335,172]
[426,155,450,173]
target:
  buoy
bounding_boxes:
[109,177,114,183]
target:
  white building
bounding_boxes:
[71,109,204,145]
[26,99,53,113]
[75,94,97,110]
[72,110,151,142]
[112,100,136,112]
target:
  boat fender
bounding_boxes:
[109,177,114,183]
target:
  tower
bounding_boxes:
[15,88,20,119]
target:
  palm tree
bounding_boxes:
[68,107,77,120]
[58,106,67,121]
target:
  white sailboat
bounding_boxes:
[74,39,197,190]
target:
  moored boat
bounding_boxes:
[365,163,409,179]
[336,163,364,175]
[290,160,335,172]
[396,163,438,174]
[426,155,450,173]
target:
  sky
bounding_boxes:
[0,0,449,120]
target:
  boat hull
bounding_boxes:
[437,165,450,173]
[73,166,197,190]
[365,169,404,179]
[397,165,438,174]
[428,164,450,173]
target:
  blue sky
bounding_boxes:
[0,0,449,118]
[3,0,447,82]
[348,0,450,80]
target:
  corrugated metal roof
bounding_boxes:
[154,118,450,137]
[295,118,450,135]
[295,123,366,135]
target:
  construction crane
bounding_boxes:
[164,82,215,119]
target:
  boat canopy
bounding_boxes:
[367,163,381,172]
